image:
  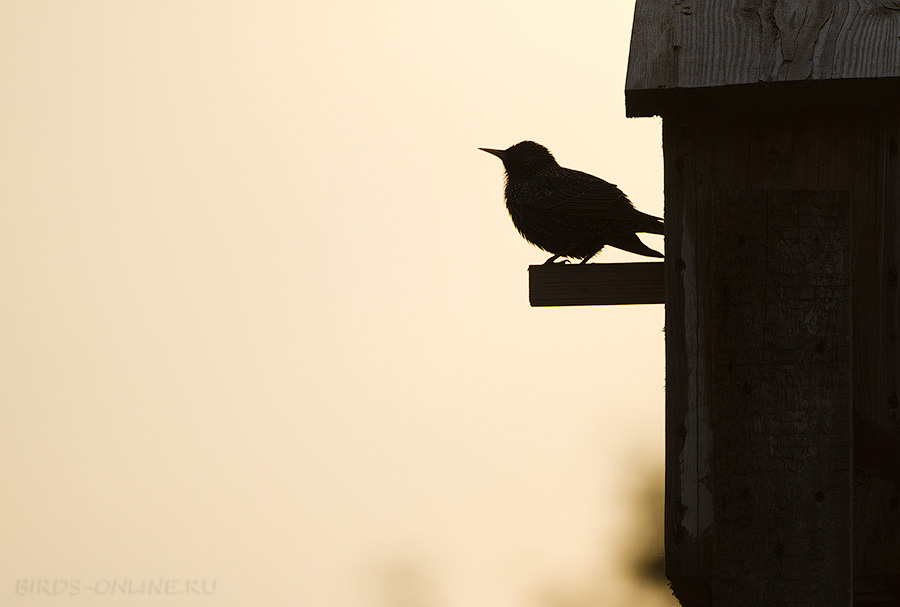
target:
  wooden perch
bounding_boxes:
[528,261,664,307]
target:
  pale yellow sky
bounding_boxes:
[1,2,670,606]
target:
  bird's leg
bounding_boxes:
[544,243,582,264]
[543,254,570,264]
[578,248,602,264]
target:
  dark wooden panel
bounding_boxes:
[662,112,900,605]
[626,78,900,119]
[527,262,664,307]
[853,114,900,599]
[707,189,853,605]
[663,116,715,603]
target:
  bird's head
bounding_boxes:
[479,141,558,180]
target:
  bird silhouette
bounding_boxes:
[480,141,663,263]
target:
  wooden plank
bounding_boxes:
[627,0,900,89]
[853,112,900,596]
[527,262,664,307]
[663,116,715,604]
[706,189,853,605]
[626,78,900,118]
[625,0,900,116]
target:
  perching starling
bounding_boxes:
[480,141,664,263]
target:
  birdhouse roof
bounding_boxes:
[625,1,900,116]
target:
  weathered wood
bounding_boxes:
[626,0,900,116]
[628,0,900,89]
[663,114,713,600]
[626,78,900,118]
[853,114,900,592]
[709,189,853,604]
[663,111,900,605]
[625,3,900,604]
[527,262,664,306]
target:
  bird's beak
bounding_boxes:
[479,147,506,159]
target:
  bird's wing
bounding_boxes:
[522,171,645,220]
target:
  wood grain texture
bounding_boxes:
[627,0,900,90]
[853,114,900,585]
[663,117,714,605]
[663,111,900,605]
[708,189,852,605]
[527,262,664,306]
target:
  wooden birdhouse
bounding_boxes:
[622,2,900,605]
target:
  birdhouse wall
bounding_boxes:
[663,110,900,605]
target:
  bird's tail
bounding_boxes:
[609,232,664,258]
[636,212,664,235]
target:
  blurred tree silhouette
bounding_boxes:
[369,468,678,607]
[624,467,667,586]
[531,464,680,607]
[375,558,439,607]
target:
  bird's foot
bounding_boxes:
[543,256,570,265]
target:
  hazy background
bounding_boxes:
[0,2,672,606]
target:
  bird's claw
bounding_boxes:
[543,256,570,265]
